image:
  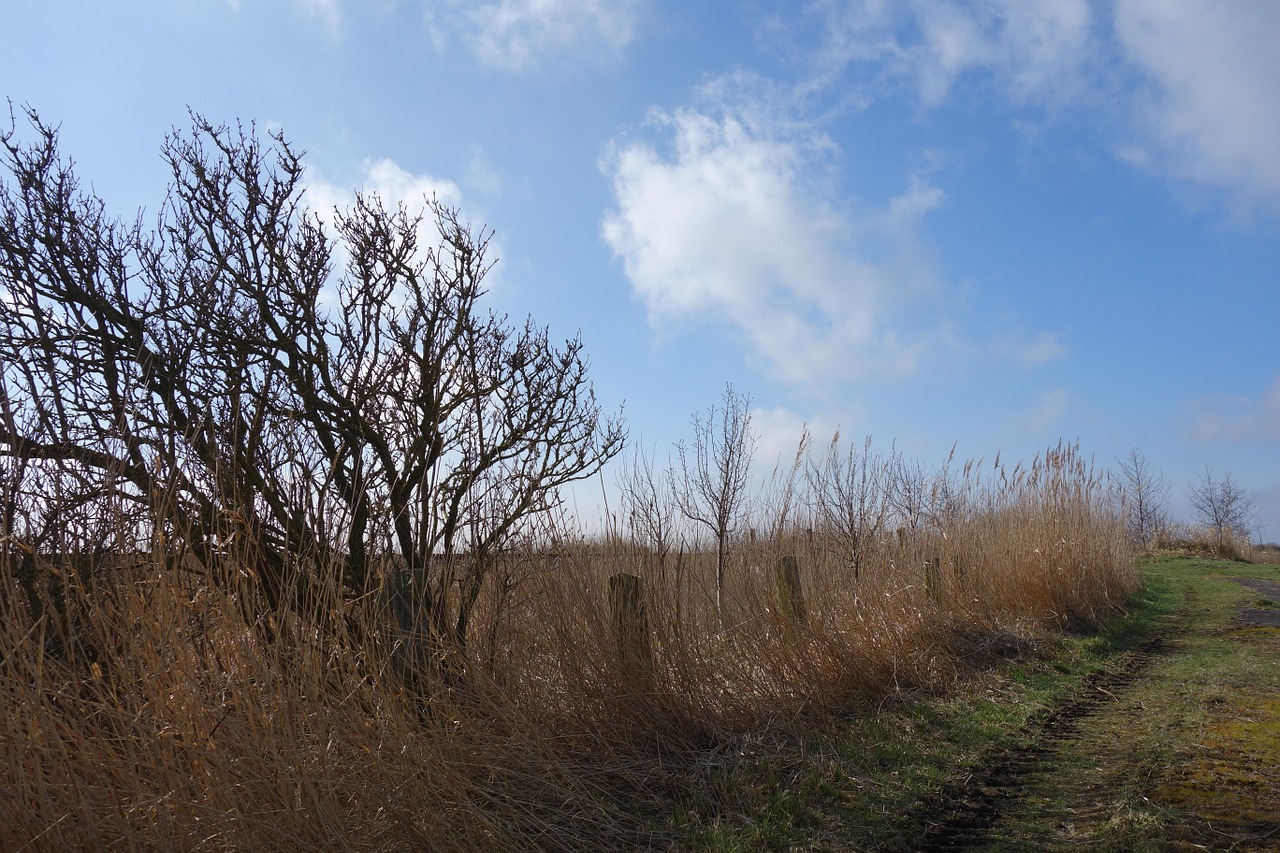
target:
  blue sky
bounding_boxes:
[5,0,1279,538]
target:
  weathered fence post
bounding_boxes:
[607,572,652,682]
[774,555,806,626]
[924,556,941,601]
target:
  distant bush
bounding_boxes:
[1149,523,1253,562]
[1246,542,1280,566]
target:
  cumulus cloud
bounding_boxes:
[302,158,492,303]
[426,0,645,71]
[601,105,943,386]
[305,157,464,229]
[1185,376,1280,444]
[1114,0,1280,209]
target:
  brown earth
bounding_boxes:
[1233,576,1280,628]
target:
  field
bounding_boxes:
[5,111,1274,851]
[4,444,1276,850]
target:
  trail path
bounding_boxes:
[917,564,1280,852]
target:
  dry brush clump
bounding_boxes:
[1145,522,1258,562]
[506,439,1135,753]
[0,534,647,852]
[0,105,631,851]
[0,445,1138,850]
[0,437,1135,850]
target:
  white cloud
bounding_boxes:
[995,0,1095,101]
[912,1,995,105]
[297,0,343,39]
[305,157,464,229]
[1114,0,1280,209]
[426,0,645,71]
[999,330,1067,368]
[1185,376,1280,444]
[303,158,491,303]
[1019,388,1074,432]
[362,158,464,210]
[811,1,1280,210]
[601,105,943,387]
[810,0,1094,108]
[750,405,841,472]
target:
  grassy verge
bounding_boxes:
[672,556,1280,851]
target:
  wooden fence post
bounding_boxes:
[607,572,652,682]
[924,556,941,601]
[774,555,806,626]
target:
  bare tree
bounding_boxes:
[1115,446,1170,547]
[675,384,755,628]
[808,433,894,580]
[0,107,624,675]
[1188,466,1256,554]
[890,455,931,537]
[616,440,677,568]
[927,448,969,531]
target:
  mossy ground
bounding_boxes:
[1152,654,1280,846]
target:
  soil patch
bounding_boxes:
[1232,577,1280,628]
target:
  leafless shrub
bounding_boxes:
[0,105,1142,852]
[674,383,755,627]
[807,432,894,580]
[615,440,678,568]
[0,106,624,677]
[1114,446,1171,547]
[1188,466,1256,557]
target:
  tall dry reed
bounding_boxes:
[2,440,1135,850]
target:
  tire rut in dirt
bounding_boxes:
[912,633,1170,852]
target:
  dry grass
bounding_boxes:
[1,441,1136,851]
[1,557,636,851]
[1248,543,1280,566]
[1145,525,1278,564]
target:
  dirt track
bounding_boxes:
[1233,576,1280,628]
[911,567,1280,852]
[916,633,1172,851]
